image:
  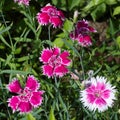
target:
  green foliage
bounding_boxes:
[113,6,120,16]
[49,107,56,120]
[0,0,120,120]
[26,113,36,120]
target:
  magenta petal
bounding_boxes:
[102,90,110,99]
[86,85,96,93]
[57,10,65,20]
[42,65,53,77]
[37,12,50,25]
[50,16,63,28]
[60,51,71,65]
[87,93,96,104]
[95,98,106,106]
[8,96,20,112]
[18,101,32,113]
[30,91,44,107]
[52,47,60,55]
[40,48,52,63]
[26,75,40,91]
[7,79,22,93]
[88,26,97,32]
[96,82,106,91]
[70,30,79,40]
[77,20,88,29]
[54,65,68,77]
[41,5,57,12]
[78,35,92,47]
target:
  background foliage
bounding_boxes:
[0,0,120,120]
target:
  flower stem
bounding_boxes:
[79,49,85,81]
[48,25,52,47]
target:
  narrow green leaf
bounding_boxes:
[5,54,12,66]
[0,70,31,75]
[24,18,36,34]
[0,35,11,48]
[49,107,56,120]
[14,37,32,42]
[17,55,33,62]
[26,113,36,120]
[0,23,12,35]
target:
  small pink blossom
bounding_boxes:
[36,3,65,28]
[14,0,30,6]
[70,70,79,80]
[80,76,116,112]
[70,19,96,47]
[7,75,44,114]
[40,47,71,78]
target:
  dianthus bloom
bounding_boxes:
[40,47,71,78]
[36,3,65,28]
[80,76,116,112]
[7,75,44,113]
[70,19,96,47]
[14,0,30,6]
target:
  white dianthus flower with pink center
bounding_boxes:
[80,76,116,112]
[40,47,71,78]
[7,75,44,114]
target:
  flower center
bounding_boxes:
[49,9,57,16]
[94,91,101,98]
[19,88,31,102]
[49,55,61,67]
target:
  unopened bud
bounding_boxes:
[73,10,78,23]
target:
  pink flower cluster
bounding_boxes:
[7,75,44,113]
[80,76,116,112]
[36,4,65,28]
[14,0,30,6]
[70,19,96,47]
[40,47,71,78]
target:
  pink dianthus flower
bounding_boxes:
[40,47,71,78]
[14,0,30,6]
[7,75,44,114]
[70,19,96,47]
[36,3,65,28]
[80,76,116,112]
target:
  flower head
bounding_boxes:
[40,47,71,78]
[7,75,44,113]
[80,76,116,112]
[36,3,65,28]
[14,0,30,6]
[70,19,96,47]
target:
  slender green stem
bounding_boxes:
[79,49,85,81]
[48,25,52,47]
[54,77,69,119]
